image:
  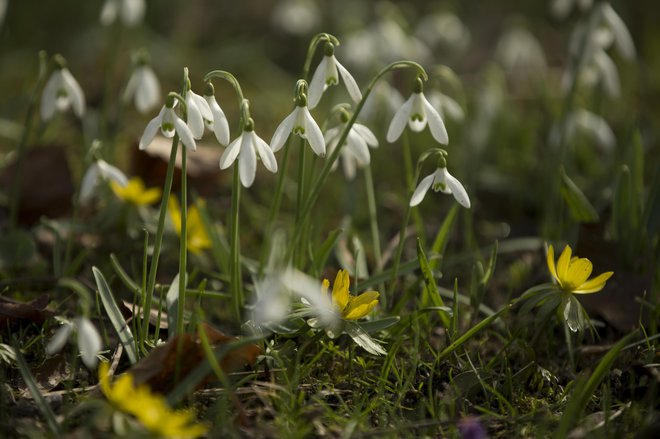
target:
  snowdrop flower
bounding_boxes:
[40,58,85,121]
[79,159,129,204]
[410,162,470,208]
[308,43,362,109]
[219,121,278,188]
[271,0,320,35]
[325,116,378,180]
[0,0,7,29]
[426,90,465,123]
[123,54,160,114]
[139,98,196,151]
[387,78,448,144]
[100,0,146,27]
[550,0,592,19]
[270,90,325,156]
[185,89,213,140]
[203,83,230,146]
[46,317,102,369]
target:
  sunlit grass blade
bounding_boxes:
[417,238,450,329]
[428,204,458,271]
[92,266,138,364]
[561,167,599,223]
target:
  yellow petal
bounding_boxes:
[564,257,593,289]
[546,244,558,283]
[168,196,182,234]
[343,291,379,320]
[331,270,350,312]
[573,271,614,294]
[137,187,162,205]
[556,245,572,287]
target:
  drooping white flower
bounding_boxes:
[325,121,378,180]
[308,43,362,109]
[410,166,470,208]
[79,159,129,204]
[46,317,102,369]
[426,90,465,123]
[387,87,448,144]
[204,93,230,146]
[550,0,593,20]
[139,102,196,151]
[40,65,86,121]
[219,126,278,188]
[123,63,160,114]
[270,103,325,156]
[100,0,146,27]
[185,89,213,140]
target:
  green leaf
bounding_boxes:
[417,238,450,329]
[429,204,459,271]
[561,168,599,223]
[110,253,141,298]
[554,330,638,438]
[166,273,186,339]
[345,321,387,356]
[92,267,138,364]
[358,316,400,333]
[312,228,343,273]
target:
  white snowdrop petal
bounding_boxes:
[302,106,325,156]
[121,0,146,27]
[422,94,448,144]
[61,68,86,118]
[219,135,242,169]
[254,133,278,173]
[192,92,213,122]
[593,50,620,98]
[100,0,118,25]
[386,95,414,142]
[76,317,102,369]
[97,159,129,186]
[40,71,61,121]
[410,173,436,206]
[206,97,230,145]
[308,57,329,109]
[175,117,197,151]
[46,323,73,355]
[186,95,205,139]
[444,170,471,208]
[239,133,257,187]
[353,123,379,147]
[342,152,357,180]
[270,109,297,152]
[135,67,161,114]
[601,3,636,60]
[138,114,162,150]
[335,58,362,103]
[441,94,465,122]
[347,129,370,164]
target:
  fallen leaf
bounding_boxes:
[0,295,54,327]
[128,323,261,393]
[121,299,168,330]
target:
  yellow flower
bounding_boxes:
[323,270,379,320]
[546,244,613,294]
[168,197,212,255]
[98,362,207,438]
[110,177,161,205]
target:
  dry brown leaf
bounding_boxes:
[0,295,54,327]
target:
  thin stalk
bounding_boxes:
[176,145,188,336]
[141,133,179,347]
[364,164,382,272]
[564,320,576,373]
[295,137,307,266]
[230,165,243,322]
[402,130,426,245]
[9,52,48,230]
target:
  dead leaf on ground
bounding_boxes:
[0,295,54,327]
[128,322,261,393]
[120,299,168,331]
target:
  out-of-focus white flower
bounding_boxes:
[79,159,129,204]
[387,83,448,144]
[139,101,196,151]
[123,62,160,114]
[46,317,102,369]
[271,0,320,35]
[495,26,547,72]
[562,108,616,151]
[308,43,362,109]
[426,90,465,123]
[270,102,325,156]
[415,12,470,53]
[599,3,635,60]
[0,0,7,29]
[40,63,85,121]
[325,120,378,180]
[185,89,213,140]
[550,0,593,20]
[219,125,278,188]
[203,90,230,146]
[280,268,339,330]
[410,165,470,208]
[360,81,404,122]
[100,0,146,27]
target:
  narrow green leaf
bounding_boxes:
[92,267,138,364]
[110,253,141,298]
[313,228,343,273]
[417,238,450,329]
[12,341,61,435]
[554,330,638,438]
[358,316,400,333]
[429,204,459,271]
[166,273,186,339]
[561,168,599,223]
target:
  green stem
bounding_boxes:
[287,61,427,259]
[564,320,576,373]
[295,137,307,266]
[403,130,426,245]
[9,52,48,230]
[230,164,243,322]
[364,164,382,272]
[176,145,188,337]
